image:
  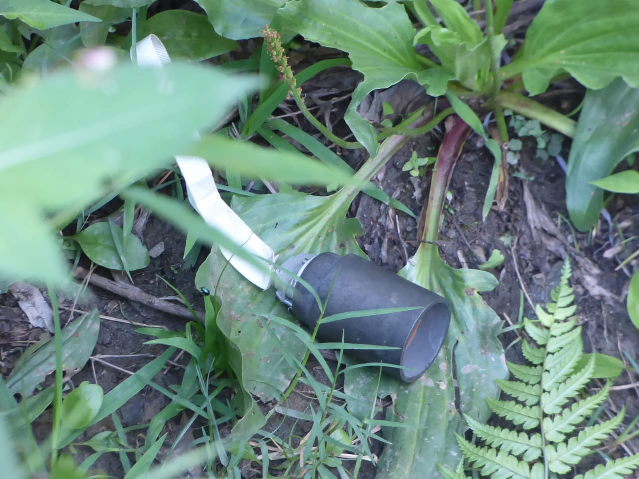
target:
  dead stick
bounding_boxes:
[74,267,203,321]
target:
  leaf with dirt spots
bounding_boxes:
[277,0,452,154]
[566,78,639,231]
[6,309,100,397]
[195,187,365,401]
[346,244,508,479]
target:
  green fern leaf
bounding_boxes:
[546,409,625,473]
[542,339,582,391]
[552,303,577,320]
[543,337,580,372]
[496,379,540,406]
[487,398,539,430]
[549,316,577,337]
[541,355,595,414]
[574,453,639,479]
[543,382,611,442]
[546,325,581,353]
[456,434,536,479]
[438,461,471,479]
[522,341,544,365]
[535,304,554,328]
[507,362,542,385]
[464,415,542,461]
[524,319,549,345]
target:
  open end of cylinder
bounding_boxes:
[400,302,451,382]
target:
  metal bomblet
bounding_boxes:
[275,253,451,383]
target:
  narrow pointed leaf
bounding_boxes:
[566,78,639,230]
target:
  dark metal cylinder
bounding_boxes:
[284,253,451,383]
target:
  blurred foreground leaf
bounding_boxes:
[0,63,257,283]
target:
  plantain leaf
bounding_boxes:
[0,0,100,30]
[348,244,508,478]
[194,0,285,41]
[566,78,639,231]
[501,0,639,95]
[590,170,639,194]
[141,10,237,61]
[6,309,100,397]
[69,222,150,272]
[195,187,364,401]
[277,0,452,154]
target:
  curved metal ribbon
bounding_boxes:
[134,34,275,289]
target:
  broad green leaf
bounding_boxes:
[196,187,365,400]
[575,353,625,379]
[0,0,100,30]
[190,136,354,187]
[83,0,154,8]
[194,0,285,41]
[479,249,505,270]
[591,170,639,194]
[350,244,507,479]
[79,4,130,47]
[430,0,483,47]
[141,10,237,61]
[6,309,100,397]
[278,0,452,154]
[0,25,22,54]
[629,270,639,330]
[61,382,104,429]
[69,222,149,271]
[0,63,257,284]
[21,24,84,73]
[566,78,639,230]
[501,0,639,95]
[494,0,514,35]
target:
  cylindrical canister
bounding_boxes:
[276,253,451,382]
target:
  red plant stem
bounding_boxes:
[421,116,472,244]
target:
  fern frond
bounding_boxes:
[438,461,470,479]
[535,303,554,328]
[543,337,580,372]
[522,341,544,365]
[541,355,595,414]
[487,399,540,430]
[549,316,578,337]
[543,382,611,442]
[542,339,582,391]
[456,434,541,479]
[507,362,542,385]
[464,415,542,461]
[574,453,639,479]
[495,379,540,406]
[546,325,582,353]
[547,409,625,473]
[524,319,549,345]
